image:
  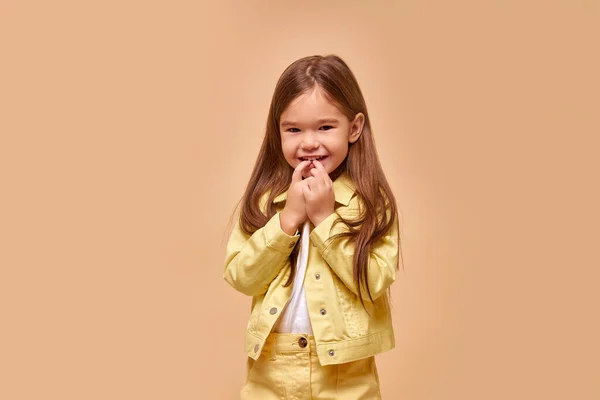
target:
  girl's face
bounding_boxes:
[279,86,364,179]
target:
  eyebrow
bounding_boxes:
[280,118,340,127]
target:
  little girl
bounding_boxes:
[224,54,402,399]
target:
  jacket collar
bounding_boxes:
[273,173,356,206]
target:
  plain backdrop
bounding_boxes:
[1,1,599,399]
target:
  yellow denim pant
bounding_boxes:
[240,333,382,399]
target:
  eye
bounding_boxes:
[287,128,300,133]
[320,125,334,131]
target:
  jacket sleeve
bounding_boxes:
[223,211,300,297]
[309,199,400,301]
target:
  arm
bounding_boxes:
[223,212,300,297]
[309,200,400,301]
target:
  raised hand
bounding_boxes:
[280,161,312,235]
[302,160,335,227]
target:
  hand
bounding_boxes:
[302,160,335,227]
[280,161,311,235]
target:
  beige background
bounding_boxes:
[1,1,599,399]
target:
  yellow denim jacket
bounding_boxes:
[223,174,400,366]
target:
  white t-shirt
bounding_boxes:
[273,220,314,335]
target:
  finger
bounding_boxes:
[301,180,312,198]
[308,170,325,192]
[309,166,323,182]
[292,161,311,184]
[312,160,329,177]
[303,176,315,190]
[309,161,329,188]
[310,160,325,177]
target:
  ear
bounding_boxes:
[348,112,365,143]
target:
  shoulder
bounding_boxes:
[258,191,269,209]
[258,190,276,214]
[341,189,395,223]
[337,193,362,221]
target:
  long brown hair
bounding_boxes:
[235,54,402,306]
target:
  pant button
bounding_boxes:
[298,337,308,348]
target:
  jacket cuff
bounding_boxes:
[263,212,300,254]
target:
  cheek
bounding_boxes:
[281,141,297,160]
[330,142,349,158]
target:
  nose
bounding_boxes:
[301,132,320,150]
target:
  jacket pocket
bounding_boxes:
[332,274,361,336]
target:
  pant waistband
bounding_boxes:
[263,333,316,353]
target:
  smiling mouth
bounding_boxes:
[299,156,327,162]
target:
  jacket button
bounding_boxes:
[254,344,260,353]
[328,349,335,357]
[315,273,321,280]
[320,308,327,315]
[298,337,308,348]
[269,307,278,315]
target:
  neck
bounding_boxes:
[328,163,346,182]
